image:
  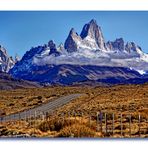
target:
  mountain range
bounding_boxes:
[1,19,148,86]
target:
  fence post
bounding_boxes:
[105,113,107,135]
[35,111,37,131]
[129,114,131,137]
[99,112,103,134]
[112,113,114,136]
[25,111,27,123]
[35,110,37,121]
[61,112,64,126]
[42,112,45,131]
[33,111,35,135]
[96,112,99,132]
[28,110,30,124]
[13,114,15,123]
[30,111,32,126]
[7,115,9,124]
[47,111,51,121]
[42,112,45,121]
[68,111,70,126]
[120,113,123,137]
[19,113,21,127]
[138,113,141,137]
[9,115,12,124]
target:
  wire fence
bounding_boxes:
[0,110,148,138]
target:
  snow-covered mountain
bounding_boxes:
[64,19,107,52]
[0,45,15,72]
[32,19,148,73]
[9,19,148,85]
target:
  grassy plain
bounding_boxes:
[0,84,148,138]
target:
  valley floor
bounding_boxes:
[0,83,148,138]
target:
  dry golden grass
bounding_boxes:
[0,86,84,115]
[58,124,96,138]
[55,84,148,117]
[0,83,148,138]
[0,114,147,138]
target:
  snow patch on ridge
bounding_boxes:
[136,70,146,75]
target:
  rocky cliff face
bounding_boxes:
[0,45,15,72]
[64,19,107,52]
[64,28,81,52]
[80,19,107,51]
[106,38,142,55]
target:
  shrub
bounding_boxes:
[22,102,26,107]
[38,120,62,132]
[58,124,96,137]
[37,117,76,132]
[37,100,42,104]
[37,96,42,100]
[8,103,14,106]
[0,110,6,116]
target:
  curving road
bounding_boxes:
[0,93,83,122]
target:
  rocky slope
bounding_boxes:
[0,71,41,90]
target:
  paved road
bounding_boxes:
[0,93,83,122]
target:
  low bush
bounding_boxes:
[58,124,96,137]
[38,117,76,132]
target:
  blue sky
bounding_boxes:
[0,11,148,58]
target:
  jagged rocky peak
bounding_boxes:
[22,46,43,61]
[64,28,81,53]
[0,45,7,61]
[125,42,142,53]
[106,41,113,51]
[80,19,107,51]
[47,40,61,56]
[69,28,76,35]
[80,19,98,39]
[68,28,80,40]
[6,56,15,72]
[22,40,60,61]
[48,40,56,49]
[57,43,64,52]
[64,19,107,52]
[0,45,15,72]
[107,38,126,51]
[111,38,125,51]
[15,54,20,63]
[106,38,142,54]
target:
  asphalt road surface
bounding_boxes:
[0,93,83,122]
